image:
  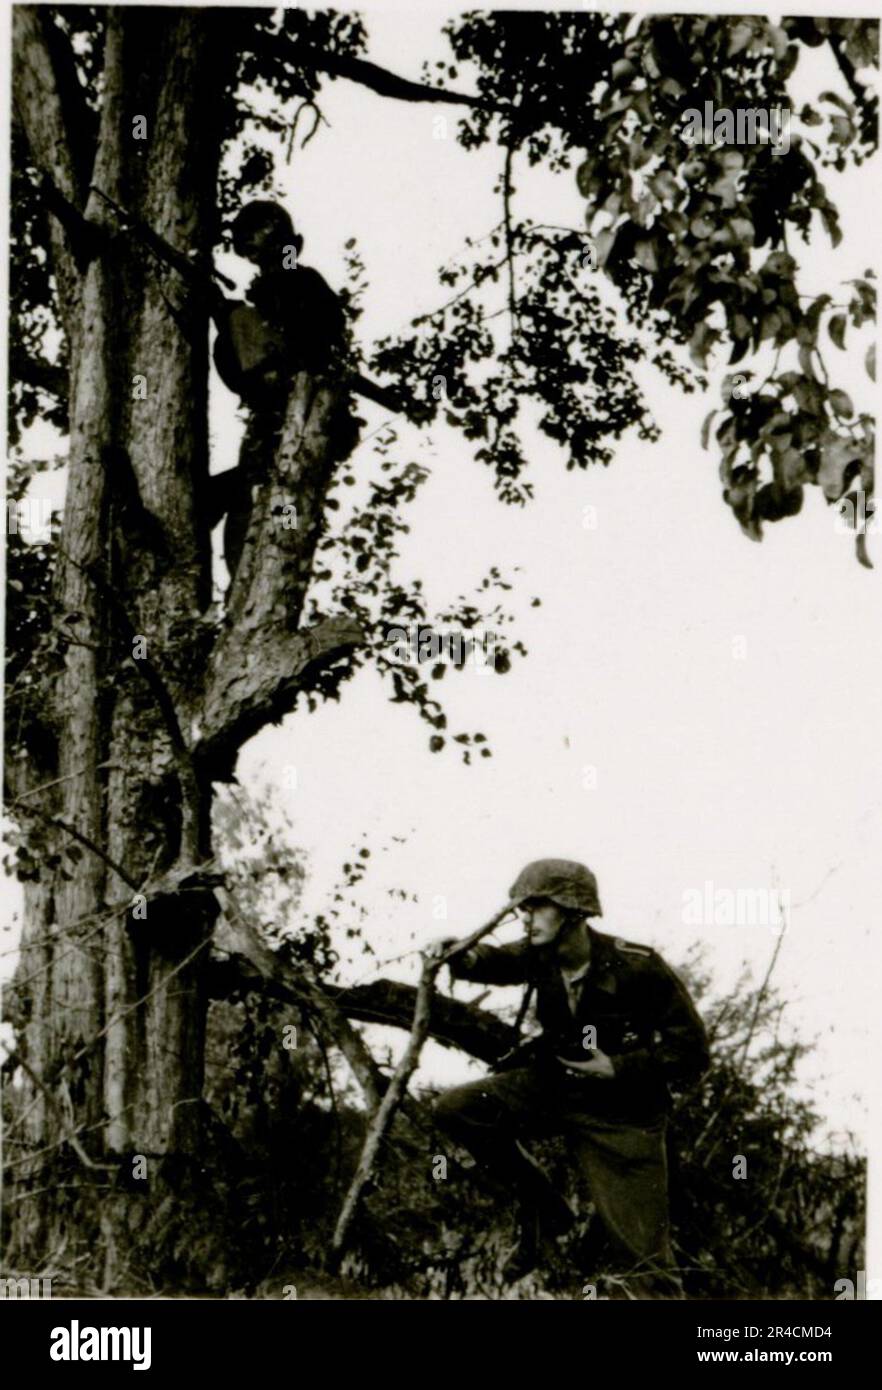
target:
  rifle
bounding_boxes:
[90,185,235,323]
[434,911,542,1073]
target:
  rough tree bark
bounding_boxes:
[7,8,361,1280]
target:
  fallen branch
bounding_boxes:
[329,904,514,1263]
[207,958,513,1062]
[215,886,385,1112]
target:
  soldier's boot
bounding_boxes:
[514,1144,578,1239]
[503,1185,576,1282]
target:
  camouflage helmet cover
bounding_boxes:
[508,859,602,918]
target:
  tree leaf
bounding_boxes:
[633,237,659,271]
[689,215,715,240]
[828,314,847,350]
[819,203,843,248]
[649,170,679,204]
[804,293,832,337]
[593,227,618,269]
[798,344,817,379]
[689,322,713,368]
[611,58,635,82]
[776,448,807,490]
[818,436,859,500]
[701,409,717,450]
[727,21,754,57]
[856,532,873,569]
[820,90,854,114]
[761,311,783,342]
[730,217,755,246]
[829,388,854,419]
[575,160,597,199]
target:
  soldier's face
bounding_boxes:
[240,228,274,266]
[236,220,289,268]
[518,897,565,946]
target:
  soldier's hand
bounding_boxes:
[422,936,458,963]
[557,1049,616,1079]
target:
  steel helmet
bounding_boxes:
[508,859,602,917]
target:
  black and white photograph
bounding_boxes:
[1,0,879,1327]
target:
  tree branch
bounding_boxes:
[12,9,87,206]
[331,956,436,1260]
[12,7,89,328]
[8,347,68,402]
[195,374,365,778]
[36,10,98,200]
[4,1050,116,1173]
[197,614,364,778]
[6,786,139,892]
[207,958,513,1063]
[293,40,509,115]
[214,888,385,1111]
[502,144,519,337]
[329,904,513,1260]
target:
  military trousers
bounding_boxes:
[433,1064,676,1281]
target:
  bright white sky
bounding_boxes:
[213,5,882,1160]
[3,4,880,1197]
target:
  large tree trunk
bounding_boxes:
[8,7,364,1285]
[9,7,234,1280]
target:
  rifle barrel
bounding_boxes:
[90,185,237,292]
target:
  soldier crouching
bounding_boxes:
[428,859,710,1296]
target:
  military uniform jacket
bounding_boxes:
[450,927,710,1120]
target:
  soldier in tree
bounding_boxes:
[92,190,404,580]
[213,199,351,405]
[428,859,710,1293]
[209,200,360,579]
